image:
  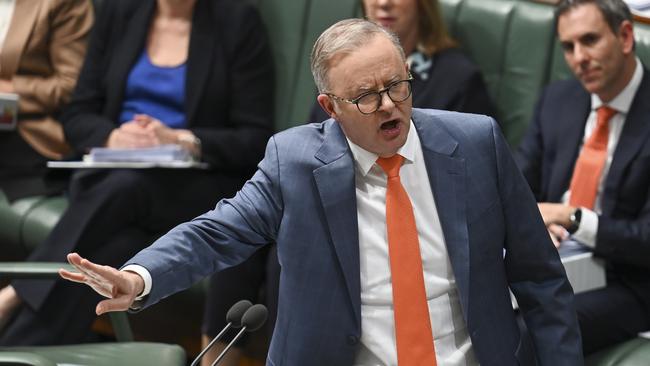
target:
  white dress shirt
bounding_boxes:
[564,58,644,248]
[350,121,476,366]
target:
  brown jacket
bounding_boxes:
[0,0,93,159]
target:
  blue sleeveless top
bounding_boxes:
[119,51,187,128]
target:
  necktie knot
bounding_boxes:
[377,155,404,178]
[597,105,617,127]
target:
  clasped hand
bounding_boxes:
[59,253,145,315]
[106,114,178,148]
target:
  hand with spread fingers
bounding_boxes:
[59,253,145,315]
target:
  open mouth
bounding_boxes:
[380,119,399,130]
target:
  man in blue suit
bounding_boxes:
[61,19,582,365]
[517,0,650,356]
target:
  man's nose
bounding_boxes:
[377,91,396,113]
[573,44,589,64]
[376,0,392,8]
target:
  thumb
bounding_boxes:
[96,295,135,315]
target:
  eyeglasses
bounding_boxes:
[325,74,414,115]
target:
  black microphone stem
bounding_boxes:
[211,326,248,366]
[190,322,232,366]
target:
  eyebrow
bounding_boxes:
[352,75,402,94]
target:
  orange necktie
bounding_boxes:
[569,106,617,209]
[377,155,437,366]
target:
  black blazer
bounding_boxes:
[309,48,495,122]
[516,68,650,307]
[61,0,274,171]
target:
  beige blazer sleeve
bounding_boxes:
[0,0,93,159]
[9,0,94,114]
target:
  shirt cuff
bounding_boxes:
[121,264,152,300]
[571,208,598,248]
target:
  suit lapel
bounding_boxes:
[412,110,470,313]
[105,1,154,118]
[185,0,215,124]
[603,69,650,213]
[548,87,591,201]
[0,0,42,78]
[313,121,361,328]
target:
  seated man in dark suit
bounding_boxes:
[61,18,582,366]
[516,0,650,355]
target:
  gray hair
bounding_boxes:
[310,18,406,93]
[555,0,632,35]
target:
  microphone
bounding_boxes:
[190,300,253,366]
[211,304,268,366]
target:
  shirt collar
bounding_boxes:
[591,57,643,114]
[346,119,418,176]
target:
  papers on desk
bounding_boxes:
[88,144,191,162]
[48,145,208,169]
[558,239,606,294]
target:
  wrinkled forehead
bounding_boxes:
[327,36,407,93]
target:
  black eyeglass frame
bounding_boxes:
[325,74,414,115]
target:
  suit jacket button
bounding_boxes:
[347,335,359,345]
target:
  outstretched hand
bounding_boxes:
[59,253,145,315]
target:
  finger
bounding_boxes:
[59,268,86,283]
[549,224,569,241]
[66,252,84,266]
[77,258,122,284]
[68,256,120,290]
[96,295,134,315]
[68,258,107,285]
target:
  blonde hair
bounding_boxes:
[360,0,457,56]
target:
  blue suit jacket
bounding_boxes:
[517,69,650,309]
[127,108,582,365]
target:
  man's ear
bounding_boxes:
[317,94,338,120]
[618,20,635,55]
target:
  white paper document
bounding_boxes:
[48,144,208,169]
[88,144,191,163]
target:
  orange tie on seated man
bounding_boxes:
[568,106,617,209]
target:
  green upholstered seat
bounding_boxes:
[0,342,186,366]
[258,0,358,130]
[586,337,650,366]
[0,193,68,260]
[440,0,556,146]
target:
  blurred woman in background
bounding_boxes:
[0,0,274,358]
[0,0,93,202]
